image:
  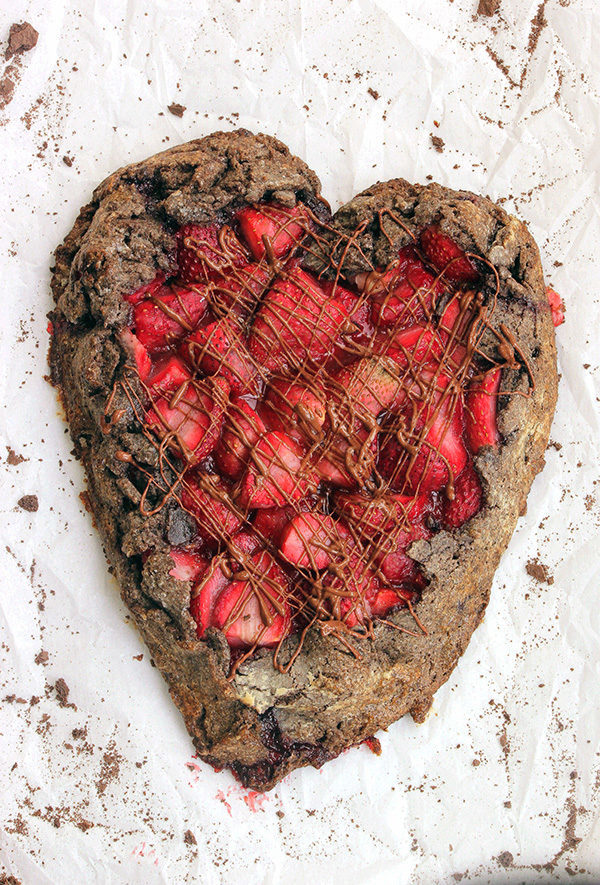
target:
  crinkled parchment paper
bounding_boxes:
[1,0,599,882]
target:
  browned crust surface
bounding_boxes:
[49,132,558,790]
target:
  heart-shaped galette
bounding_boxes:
[50,130,559,790]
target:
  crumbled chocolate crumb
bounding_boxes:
[6,446,26,465]
[34,649,49,666]
[367,87,379,100]
[17,494,38,512]
[526,559,553,585]
[183,829,197,845]
[0,875,23,885]
[5,22,38,60]
[477,0,501,15]
[431,134,445,153]
[497,851,514,868]
[62,155,73,167]
[54,677,76,709]
[168,103,186,117]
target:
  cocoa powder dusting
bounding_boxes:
[96,741,123,796]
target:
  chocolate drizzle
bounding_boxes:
[103,201,534,677]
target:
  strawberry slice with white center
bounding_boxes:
[177,223,249,284]
[180,470,243,545]
[238,431,316,509]
[133,283,208,352]
[169,548,209,583]
[279,512,352,570]
[419,225,479,283]
[261,377,327,443]
[236,203,308,260]
[465,367,501,453]
[250,266,350,372]
[189,554,231,639]
[212,550,292,648]
[363,245,442,328]
[184,316,259,396]
[442,462,483,529]
[215,398,266,479]
[145,360,230,463]
[120,329,152,381]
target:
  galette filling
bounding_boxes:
[112,200,551,675]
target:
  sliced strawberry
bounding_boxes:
[133,283,208,352]
[180,470,243,544]
[236,203,308,260]
[465,368,501,453]
[321,280,371,341]
[368,586,409,618]
[378,372,468,493]
[442,462,483,528]
[177,223,248,284]
[546,286,565,327]
[123,272,166,305]
[419,225,479,283]
[331,357,404,418]
[146,373,229,463]
[210,263,271,318]
[261,377,326,442]
[376,522,430,583]
[334,491,427,536]
[169,548,209,583]
[184,317,259,396]
[250,266,349,372]
[279,513,350,570]
[364,246,441,328]
[229,530,262,561]
[320,553,381,629]
[190,554,231,638]
[148,354,192,393]
[252,500,312,546]
[215,398,266,479]
[379,325,444,369]
[120,329,152,381]
[238,432,316,510]
[212,550,292,648]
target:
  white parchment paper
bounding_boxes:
[1,0,599,882]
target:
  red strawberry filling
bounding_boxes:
[117,201,513,664]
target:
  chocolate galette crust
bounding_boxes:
[50,132,558,790]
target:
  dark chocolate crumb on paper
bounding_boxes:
[184,829,197,845]
[431,134,445,153]
[526,559,554,585]
[367,87,379,100]
[17,494,38,512]
[497,851,514,868]
[168,103,186,117]
[477,0,501,16]
[5,22,38,60]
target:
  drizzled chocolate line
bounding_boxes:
[106,202,534,676]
